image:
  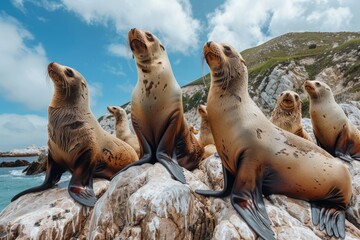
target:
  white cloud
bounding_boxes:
[0,13,52,110]
[207,0,360,51]
[0,114,48,151]
[107,43,132,59]
[61,0,201,54]
[11,0,62,12]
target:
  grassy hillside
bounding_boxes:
[185,32,360,111]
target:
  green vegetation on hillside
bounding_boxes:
[184,32,360,112]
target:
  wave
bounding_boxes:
[9,169,25,177]
[9,170,45,181]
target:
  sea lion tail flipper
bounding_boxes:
[157,151,186,184]
[311,202,345,238]
[230,171,275,240]
[68,150,97,207]
[195,166,234,197]
[334,123,360,161]
[11,153,65,202]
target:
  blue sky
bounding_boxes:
[0,0,359,151]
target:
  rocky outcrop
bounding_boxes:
[0,159,29,168]
[0,179,109,240]
[254,60,309,115]
[1,155,360,240]
[0,146,47,157]
[22,153,47,175]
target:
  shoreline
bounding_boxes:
[0,153,40,158]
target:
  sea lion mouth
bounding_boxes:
[48,67,64,84]
[107,106,114,114]
[281,99,295,109]
[205,52,223,75]
[304,85,314,92]
[130,39,147,52]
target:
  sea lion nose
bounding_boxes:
[285,92,290,97]
[206,41,213,48]
[131,28,136,35]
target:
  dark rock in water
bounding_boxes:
[0,160,29,168]
[22,153,47,175]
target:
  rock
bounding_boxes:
[0,179,109,240]
[22,153,47,175]
[0,146,47,157]
[0,159,29,168]
[1,155,360,239]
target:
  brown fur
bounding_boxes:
[12,62,138,207]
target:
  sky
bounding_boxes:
[0,0,359,151]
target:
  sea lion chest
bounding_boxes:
[131,67,182,143]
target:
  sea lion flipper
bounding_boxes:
[68,150,97,207]
[157,151,186,184]
[110,129,153,180]
[11,153,65,202]
[156,112,186,184]
[195,166,234,197]
[230,171,275,240]
[334,123,360,161]
[311,201,346,238]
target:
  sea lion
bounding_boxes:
[196,104,216,159]
[197,104,215,146]
[195,41,352,239]
[113,28,203,183]
[304,80,360,161]
[107,105,141,156]
[270,90,313,142]
[12,62,138,207]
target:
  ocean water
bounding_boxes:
[0,156,70,212]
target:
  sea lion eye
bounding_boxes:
[145,32,154,42]
[160,44,165,51]
[295,95,299,101]
[315,82,321,87]
[224,45,231,53]
[65,68,74,77]
[280,93,284,96]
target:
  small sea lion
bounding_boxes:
[113,28,203,183]
[196,104,216,159]
[270,90,313,142]
[196,41,352,239]
[197,104,215,147]
[304,80,360,161]
[12,62,138,207]
[107,106,141,156]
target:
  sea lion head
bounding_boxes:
[128,28,166,65]
[277,90,301,111]
[197,104,208,118]
[304,80,332,100]
[48,62,89,106]
[107,106,127,120]
[203,41,247,91]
